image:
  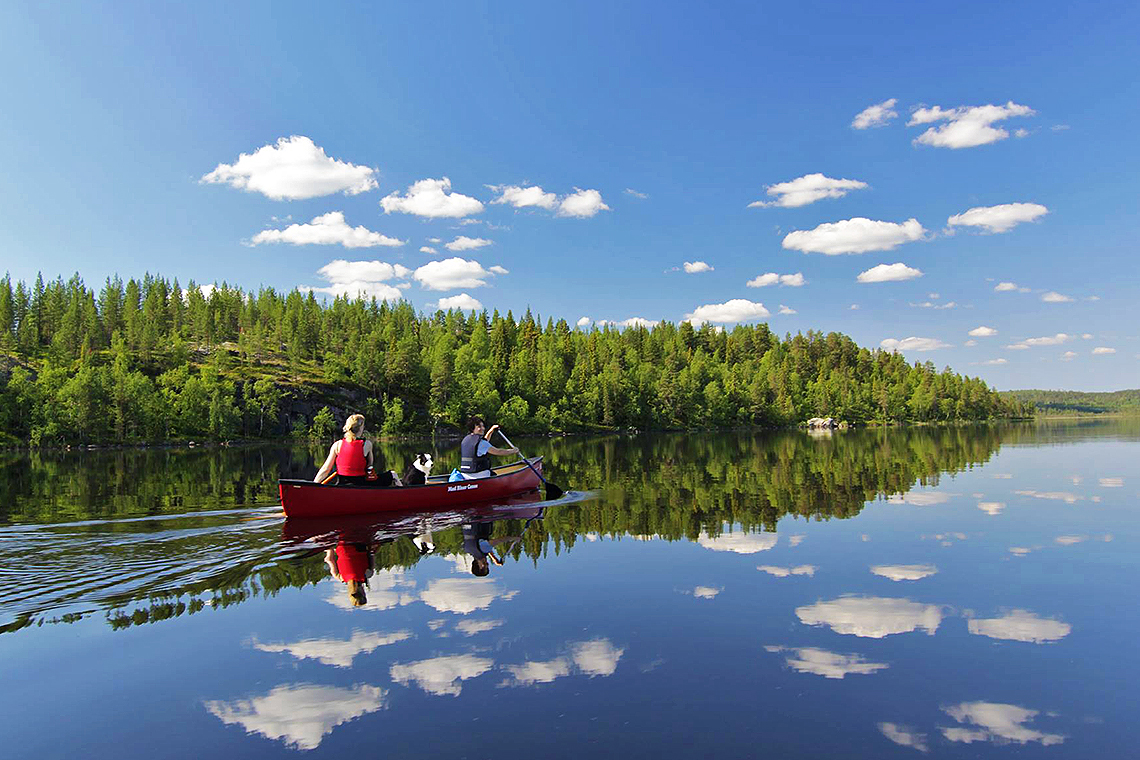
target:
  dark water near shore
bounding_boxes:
[2,421,1138,758]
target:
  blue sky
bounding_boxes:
[1,1,1137,390]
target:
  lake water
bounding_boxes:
[2,421,1138,758]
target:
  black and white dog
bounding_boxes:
[402,453,434,485]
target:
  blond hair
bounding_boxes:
[347,580,367,607]
[343,414,366,441]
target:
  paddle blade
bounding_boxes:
[544,482,564,500]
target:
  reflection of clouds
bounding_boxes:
[967,610,1070,643]
[993,473,1013,479]
[1055,535,1086,545]
[1008,547,1034,556]
[888,492,951,506]
[455,619,504,636]
[796,596,942,638]
[254,630,412,668]
[204,683,386,750]
[502,657,573,686]
[419,578,518,615]
[1099,477,1123,487]
[871,564,937,581]
[499,638,625,688]
[692,586,721,598]
[758,565,817,577]
[940,701,1065,745]
[765,645,888,679]
[570,638,625,676]
[878,722,929,752]
[788,534,806,547]
[697,530,777,553]
[977,501,1005,515]
[1015,490,1081,503]
[325,569,416,611]
[390,654,494,696]
[426,619,447,630]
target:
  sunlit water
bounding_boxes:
[2,422,1137,758]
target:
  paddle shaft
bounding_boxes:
[496,430,563,499]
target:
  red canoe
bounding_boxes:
[278,457,545,518]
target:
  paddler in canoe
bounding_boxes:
[314,414,401,487]
[456,415,520,480]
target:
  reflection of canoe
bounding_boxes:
[278,457,544,518]
[282,494,545,545]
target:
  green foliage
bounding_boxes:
[310,406,336,441]
[0,270,1029,446]
[1004,389,1140,416]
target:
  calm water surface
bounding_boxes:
[2,422,1138,758]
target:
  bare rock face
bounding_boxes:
[806,417,838,429]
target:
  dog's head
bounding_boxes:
[412,453,434,476]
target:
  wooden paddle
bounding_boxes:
[496,431,564,500]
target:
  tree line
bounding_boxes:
[0,271,1029,445]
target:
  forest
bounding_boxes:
[1003,389,1140,416]
[0,272,1029,445]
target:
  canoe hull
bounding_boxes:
[278,457,544,518]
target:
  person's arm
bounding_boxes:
[483,424,500,441]
[314,441,340,482]
[324,549,341,579]
[486,445,518,456]
[363,440,375,469]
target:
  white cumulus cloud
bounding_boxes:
[414,258,505,291]
[994,281,1030,292]
[489,184,558,210]
[204,683,387,750]
[784,218,925,255]
[201,135,377,200]
[747,272,806,287]
[749,173,868,208]
[1092,346,1116,355]
[254,631,412,668]
[909,101,1035,149]
[967,610,1070,643]
[445,235,492,251]
[981,358,1008,365]
[684,299,770,324]
[683,261,714,273]
[778,305,797,315]
[880,336,950,352]
[557,188,609,218]
[381,177,484,218]
[766,646,888,679]
[852,98,899,129]
[1005,333,1070,350]
[1041,291,1074,303]
[758,565,816,577]
[698,529,777,554]
[390,654,494,697]
[251,211,404,249]
[940,701,1064,745]
[947,203,1048,233]
[796,596,942,638]
[303,259,412,301]
[858,263,923,283]
[870,564,938,581]
[879,723,929,753]
[969,326,998,337]
[436,293,483,311]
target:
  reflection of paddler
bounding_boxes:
[324,542,374,606]
[462,521,521,577]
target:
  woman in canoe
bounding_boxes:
[314,414,399,486]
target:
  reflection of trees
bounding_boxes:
[3,427,1005,633]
